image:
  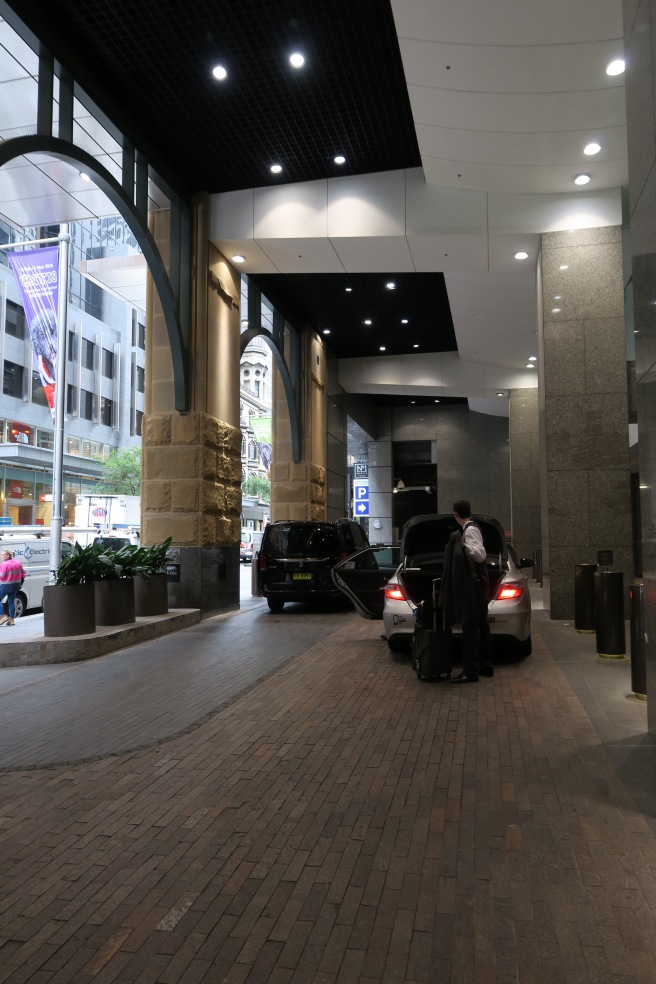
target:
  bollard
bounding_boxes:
[574,563,597,633]
[594,570,626,658]
[251,551,261,596]
[630,580,646,699]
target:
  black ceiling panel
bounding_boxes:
[250,273,457,359]
[10,0,421,195]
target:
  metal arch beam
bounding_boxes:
[240,326,301,463]
[0,135,191,411]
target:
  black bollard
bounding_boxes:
[630,581,647,699]
[574,563,597,633]
[594,570,626,658]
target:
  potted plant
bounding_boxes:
[43,541,108,637]
[134,538,172,616]
[93,543,149,626]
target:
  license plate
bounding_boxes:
[293,573,313,581]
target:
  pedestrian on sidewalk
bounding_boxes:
[439,499,494,683]
[0,548,25,626]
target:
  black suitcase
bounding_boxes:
[411,581,453,682]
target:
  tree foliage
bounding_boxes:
[242,473,270,503]
[93,446,142,495]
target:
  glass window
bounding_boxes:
[81,338,95,370]
[254,380,260,397]
[37,429,54,450]
[3,360,23,397]
[102,348,114,378]
[7,422,31,444]
[138,323,145,349]
[135,409,143,436]
[136,366,145,393]
[100,396,113,426]
[67,436,80,455]
[68,331,77,361]
[66,384,77,415]
[31,370,50,407]
[5,300,25,339]
[80,389,94,420]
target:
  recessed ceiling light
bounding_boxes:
[289,52,305,68]
[79,171,91,182]
[413,344,419,348]
[401,319,409,324]
[574,173,591,185]
[526,364,535,369]
[345,287,352,292]
[379,346,386,351]
[529,356,537,361]
[606,59,625,76]
[212,65,227,80]
[364,319,372,325]
[385,282,396,290]
[554,295,561,300]
[270,164,282,174]
[232,254,245,263]
[410,400,416,404]
[584,142,601,156]
[560,264,568,270]
[497,392,504,397]
[323,328,331,335]
[552,308,561,313]
[434,399,440,404]
[515,251,529,260]
[334,155,346,165]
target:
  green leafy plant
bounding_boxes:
[52,541,114,586]
[93,543,151,581]
[138,537,173,577]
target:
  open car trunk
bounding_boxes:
[397,514,508,608]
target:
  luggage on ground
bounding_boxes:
[411,580,453,681]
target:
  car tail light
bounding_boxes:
[339,551,348,561]
[385,582,407,602]
[495,582,523,601]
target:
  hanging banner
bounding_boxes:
[8,246,60,420]
[250,415,272,474]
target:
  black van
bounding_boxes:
[258,519,369,612]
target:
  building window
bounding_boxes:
[80,389,94,420]
[102,348,114,378]
[81,338,95,370]
[66,384,77,415]
[100,396,113,426]
[254,380,260,397]
[37,429,54,450]
[68,330,78,361]
[31,370,50,407]
[133,321,145,349]
[136,366,145,393]
[5,301,25,339]
[7,422,30,444]
[135,410,143,436]
[3,360,23,397]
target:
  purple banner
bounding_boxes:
[8,246,59,420]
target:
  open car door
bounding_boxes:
[331,545,400,619]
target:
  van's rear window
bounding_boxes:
[265,525,336,559]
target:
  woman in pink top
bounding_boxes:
[0,548,26,626]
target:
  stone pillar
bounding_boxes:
[624,0,656,732]
[270,327,326,521]
[509,388,540,561]
[368,407,393,542]
[539,228,632,619]
[142,195,242,613]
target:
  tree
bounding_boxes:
[93,446,141,495]
[242,474,270,503]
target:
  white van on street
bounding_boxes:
[0,529,76,618]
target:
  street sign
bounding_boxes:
[355,463,368,478]
[355,485,369,501]
[355,500,369,516]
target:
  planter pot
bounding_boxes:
[43,583,96,637]
[95,578,136,626]
[134,572,169,616]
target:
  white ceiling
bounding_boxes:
[0,3,628,410]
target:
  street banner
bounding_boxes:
[8,246,60,420]
[250,415,272,473]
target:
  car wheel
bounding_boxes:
[267,598,284,613]
[516,635,532,657]
[13,593,25,619]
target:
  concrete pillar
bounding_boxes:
[368,407,393,542]
[142,195,242,613]
[509,388,540,561]
[270,327,326,521]
[539,228,632,619]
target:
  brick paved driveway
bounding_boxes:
[1,608,656,982]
